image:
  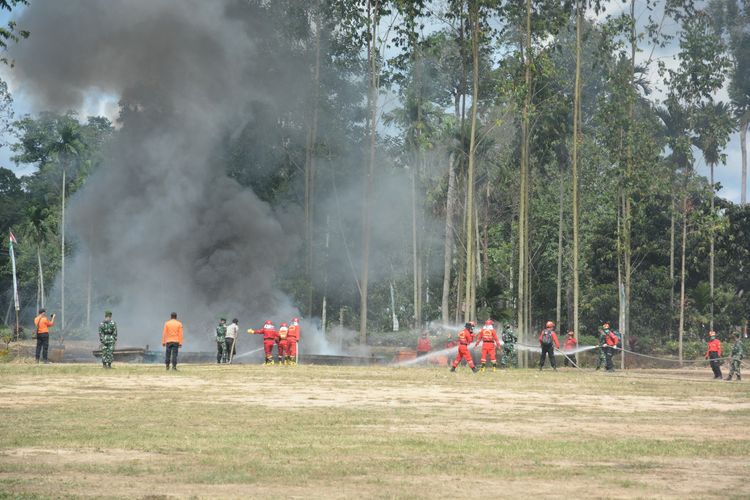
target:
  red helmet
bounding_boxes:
[292,317,299,323]
[484,319,493,326]
[280,322,288,327]
[264,320,273,326]
[546,321,554,328]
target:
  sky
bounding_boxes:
[0,0,744,203]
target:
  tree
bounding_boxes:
[664,11,731,362]
[692,101,733,329]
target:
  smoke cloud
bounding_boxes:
[11,0,308,349]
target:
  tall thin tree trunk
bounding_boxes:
[709,162,715,330]
[571,0,582,343]
[455,188,467,324]
[360,0,380,345]
[620,0,637,368]
[517,0,533,367]
[556,163,564,329]
[669,201,675,338]
[678,191,688,366]
[322,215,330,336]
[412,168,420,328]
[37,246,45,309]
[86,253,92,330]
[61,167,66,332]
[442,155,457,324]
[463,1,479,323]
[305,3,322,316]
[741,117,748,205]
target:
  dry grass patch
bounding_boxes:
[0,364,748,498]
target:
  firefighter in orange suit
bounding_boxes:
[450,322,478,373]
[277,322,289,364]
[251,320,278,364]
[474,319,499,372]
[287,317,300,364]
[705,330,722,379]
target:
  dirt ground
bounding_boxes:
[1,363,748,499]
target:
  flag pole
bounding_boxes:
[9,231,20,341]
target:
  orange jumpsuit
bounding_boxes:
[705,337,722,379]
[277,326,289,362]
[451,328,475,369]
[475,327,499,364]
[254,324,278,363]
[287,322,300,360]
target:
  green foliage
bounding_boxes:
[0,0,746,359]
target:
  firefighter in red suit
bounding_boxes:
[251,320,278,365]
[604,327,619,372]
[450,322,478,373]
[474,319,499,372]
[277,322,289,365]
[539,321,560,371]
[416,331,431,357]
[287,317,301,365]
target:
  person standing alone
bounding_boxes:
[705,330,722,379]
[538,321,559,371]
[99,310,118,369]
[33,309,55,364]
[215,318,227,364]
[225,319,239,363]
[162,312,184,371]
[725,332,745,381]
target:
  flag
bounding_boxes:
[9,230,19,311]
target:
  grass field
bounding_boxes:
[1,363,749,499]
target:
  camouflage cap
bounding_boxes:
[104,310,113,317]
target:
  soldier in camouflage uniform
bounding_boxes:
[725,332,745,381]
[595,325,608,370]
[216,318,228,364]
[98,311,118,369]
[501,324,518,368]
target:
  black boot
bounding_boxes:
[738,375,742,381]
[450,366,456,372]
[166,364,170,371]
[471,366,479,373]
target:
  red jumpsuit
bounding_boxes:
[277,326,289,362]
[287,322,300,361]
[254,324,278,363]
[416,336,431,356]
[474,327,499,365]
[451,328,475,369]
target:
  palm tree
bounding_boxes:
[692,101,734,330]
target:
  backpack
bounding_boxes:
[541,329,553,346]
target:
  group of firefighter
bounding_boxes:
[243,318,301,365]
[416,319,624,373]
